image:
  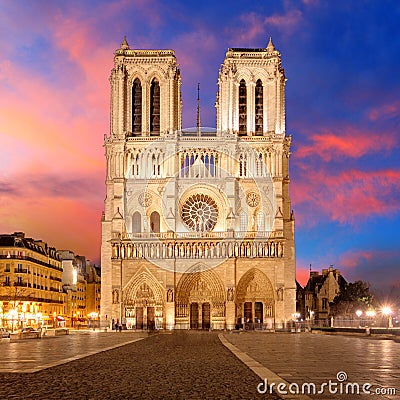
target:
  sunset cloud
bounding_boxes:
[338,249,400,291]
[227,8,303,45]
[0,0,398,289]
[295,127,398,161]
[292,168,400,225]
[367,100,400,121]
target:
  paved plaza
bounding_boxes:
[0,331,398,399]
[0,331,279,399]
[223,331,400,399]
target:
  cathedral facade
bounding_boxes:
[100,37,295,330]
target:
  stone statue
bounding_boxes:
[167,289,174,303]
[112,289,119,304]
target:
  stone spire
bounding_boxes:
[120,36,130,50]
[196,83,201,137]
[266,37,275,52]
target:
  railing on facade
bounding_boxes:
[0,255,62,272]
[13,282,29,287]
[0,295,63,304]
[114,230,282,240]
[14,268,28,273]
[307,319,400,329]
[111,239,284,260]
[124,129,284,141]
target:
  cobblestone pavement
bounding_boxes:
[0,331,280,400]
[0,331,146,373]
[224,332,400,399]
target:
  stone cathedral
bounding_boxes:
[100,37,295,330]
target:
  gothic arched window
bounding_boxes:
[238,79,247,135]
[240,211,248,232]
[150,78,160,135]
[151,154,156,176]
[255,79,263,135]
[257,211,265,231]
[150,211,160,233]
[132,212,141,233]
[132,78,142,135]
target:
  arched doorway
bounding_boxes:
[236,268,274,328]
[123,268,164,330]
[175,266,225,329]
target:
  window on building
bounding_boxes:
[132,212,141,233]
[257,211,265,231]
[238,79,247,135]
[132,78,142,134]
[322,298,328,310]
[150,78,160,135]
[255,79,263,135]
[150,211,160,233]
[240,212,248,232]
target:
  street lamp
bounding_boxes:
[8,309,18,333]
[382,306,393,328]
[355,310,363,328]
[88,312,99,331]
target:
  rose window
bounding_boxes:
[181,194,218,232]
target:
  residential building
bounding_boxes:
[304,266,347,323]
[0,232,64,330]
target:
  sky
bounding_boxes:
[0,0,399,294]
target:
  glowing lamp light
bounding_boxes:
[366,310,376,318]
[355,310,363,318]
[382,306,392,316]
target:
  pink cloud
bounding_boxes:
[296,266,310,287]
[296,127,398,161]
[338,250,375,269]
[367,100,400,121]
[227,9,303,45]
[292,168,400,226]
[0,196,102,263]
[264,9,303,31]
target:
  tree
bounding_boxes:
[330,281,375,318]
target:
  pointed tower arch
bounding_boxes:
[175,265,225,329]
[123,266,165,329]
[236,268,275,325]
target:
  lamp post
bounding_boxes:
[382,307,392,329]
[355,310,363,328]
[9,309,18,333]
[292,312,300,332]
[89,312,99,331]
